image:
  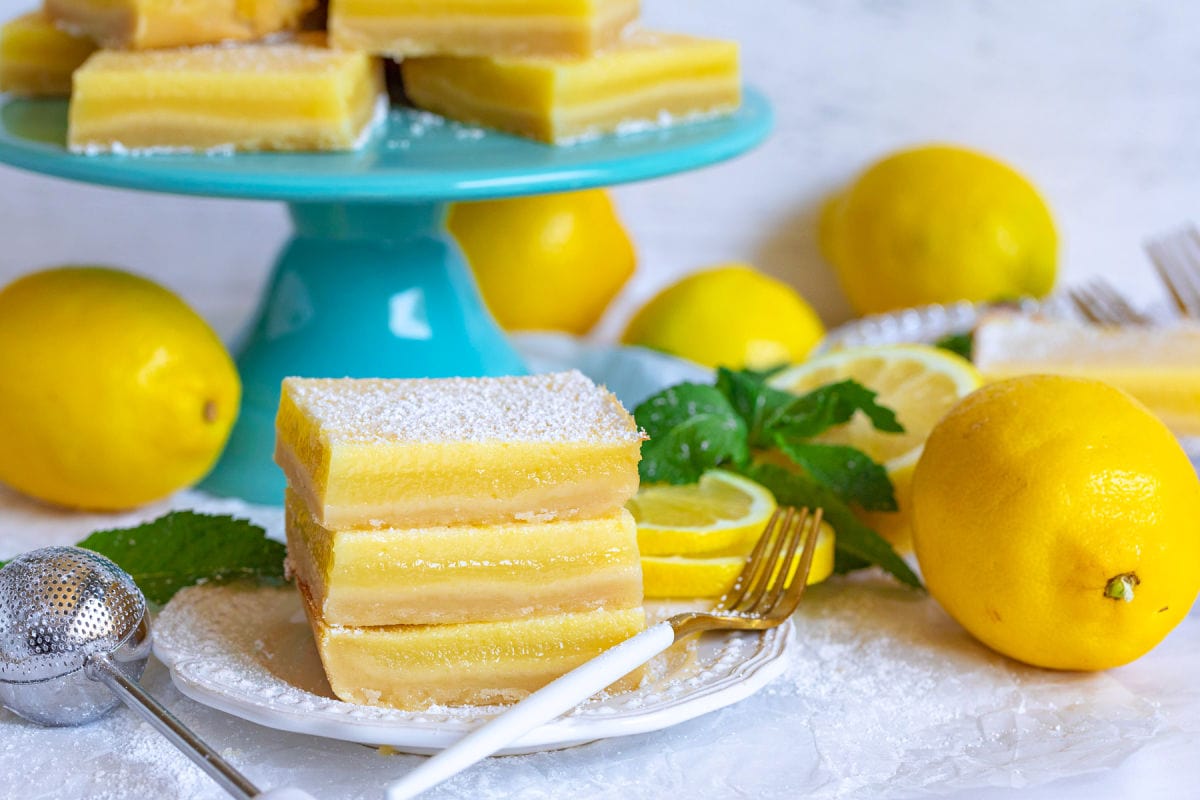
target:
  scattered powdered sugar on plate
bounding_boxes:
[153,585,793,754]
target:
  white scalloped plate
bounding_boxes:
[153,584,795,756]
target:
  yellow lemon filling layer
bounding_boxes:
[302,581,646,709]
[68,39,385,153]
[286,489,644,626]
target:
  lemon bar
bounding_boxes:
[0,11,95,98]
[286,489,644,626]
[68,40,385,154]
[329,0,638,59]
[401,29,741,144]
[974,313,1200,436]
[301,581,645,708]
[45,0,314,50]
[275,371,643,529]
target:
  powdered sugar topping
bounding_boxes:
[283,370,643,445]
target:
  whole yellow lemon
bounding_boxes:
[0,267,241,510]
[821,145,1057,315]
[912,375,1200,670]
[622,264,824,370]
[448,189,636,335]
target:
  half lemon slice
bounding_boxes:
[768,343,981,552]
[641,522,836,599]
[627,470,777,557]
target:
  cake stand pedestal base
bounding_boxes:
[199,202,525,503]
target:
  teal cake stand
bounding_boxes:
[0,92,772,503]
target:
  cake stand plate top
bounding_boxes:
[0,89,772,202]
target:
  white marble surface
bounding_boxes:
[2,2,1200,799]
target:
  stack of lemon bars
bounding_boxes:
[0,0,742,151]
[275,371,648,708]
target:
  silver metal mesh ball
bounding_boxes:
[0,546,146,683]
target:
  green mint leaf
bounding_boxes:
[775,379,904,440]
[634,383,749,485]
[76,511,287,606]
[714,368,767,435]
[738,462,922,590]
[773,440,897,511]
[714,368,805,447]
[935,332,973,361]
[736,364,789,382]
[833,550,871,574]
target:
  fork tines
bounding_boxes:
[1146,226,1200,319]
[721,505,822,618]
[1066,279,1149,326]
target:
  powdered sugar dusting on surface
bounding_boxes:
[283,370,643,444]
[0,679,213,800]
[761,574,1167,797]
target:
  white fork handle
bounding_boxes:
[385,621,677,800]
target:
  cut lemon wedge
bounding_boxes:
[641,521,836,599]
[627,470,777,557]
[768,344,981,552]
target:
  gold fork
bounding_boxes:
[386,506,824,800]
[1066,278,1150,325]
[1146,226,1200,318]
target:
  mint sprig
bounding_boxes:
[935,332,974,360]
[74,511,287,605]
[742,463,921,588]
[633,368,922,589]
[637,383,749,484]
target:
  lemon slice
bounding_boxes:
[627,470,777,557]
[767,344,982,552]
[641,522,836,599]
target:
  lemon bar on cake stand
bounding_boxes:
[403,29,741,144]
[68,39,385,154]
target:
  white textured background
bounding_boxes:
[1,0,1198,340]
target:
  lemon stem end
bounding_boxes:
[1104,572,1140,603]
